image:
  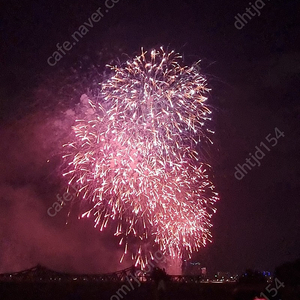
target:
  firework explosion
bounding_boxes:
[63,48,219,268]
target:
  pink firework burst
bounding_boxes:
[63,47,219,268]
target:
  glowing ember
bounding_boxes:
[63,47,219,268]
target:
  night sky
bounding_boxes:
[1,0,299,276]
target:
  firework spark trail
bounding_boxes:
[63,47,219,267]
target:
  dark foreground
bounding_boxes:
[0,281,297,300]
